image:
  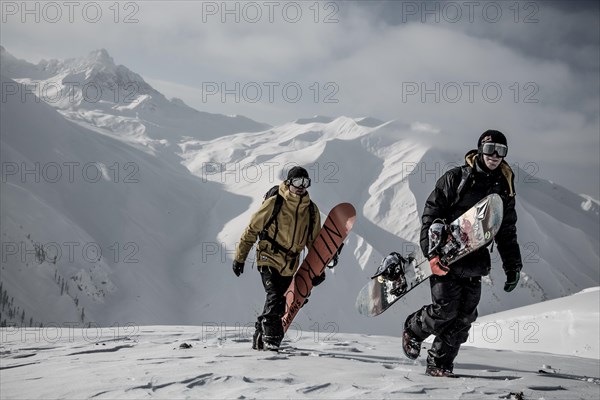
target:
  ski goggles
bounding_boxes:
[289,176,311,189]
[480,142,508,157]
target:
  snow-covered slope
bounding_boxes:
[470,287,600,359]
[1,290,599,399]
[0,74,243,326]
[1,49,598,345]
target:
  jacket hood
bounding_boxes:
[465,150,515,197]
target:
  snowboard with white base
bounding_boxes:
[356,194,504,317]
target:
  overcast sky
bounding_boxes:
[1,0,599,197]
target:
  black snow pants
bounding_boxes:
[406,274,482,369]
[255,266,293,346]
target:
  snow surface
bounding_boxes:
[467,287,600,360]
[1,49,599,398]
[1,289,599,399]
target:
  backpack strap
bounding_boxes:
[450,165,472,208]
[259,192,298,259]
[261,193,283,242]
[259,194,316,261]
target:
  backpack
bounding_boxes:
[259,185,316,257]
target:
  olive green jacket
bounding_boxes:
[235,182,321,276]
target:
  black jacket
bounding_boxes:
[419,150,523,277]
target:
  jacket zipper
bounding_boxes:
[288,199,302,269]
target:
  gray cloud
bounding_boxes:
[1,0,598,196]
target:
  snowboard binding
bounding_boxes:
[428,219,448,256]
[327,243,344,268]
[371,252,408,295]
[428,219,460,265]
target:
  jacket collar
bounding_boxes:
[465,150,515,197]
[279,182,311,206]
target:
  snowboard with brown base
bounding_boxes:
[282,203,356,332]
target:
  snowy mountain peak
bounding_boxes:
[67,48,115,71]
[2,49,270,147]
[292,115,386,129]
[62,49,150,89]
[294,115,335,124]
[84,48,115,68]
[65,48,117,78]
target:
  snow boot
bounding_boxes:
[426,349,456,377]
[252,328,264,350]
[425,365,456,378]
[261,320,283,351]
[263,341,280,351]
[402,329,423,360]
[402,312,424,360]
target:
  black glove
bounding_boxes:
[232,260,245,277]
[504,270,520,292]
[312,272,326,287]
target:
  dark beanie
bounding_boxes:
[477,130,507,147]
[287,166,309,180]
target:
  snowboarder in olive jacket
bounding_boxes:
[233,166,322,350]
[403,130,523,377]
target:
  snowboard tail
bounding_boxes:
[282,203,356,332]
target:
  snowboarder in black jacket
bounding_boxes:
[402,130,523,377]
